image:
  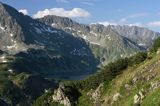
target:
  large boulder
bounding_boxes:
[124,84,131,90]
[52,85,71,106]
[150,81,160,90]
[134,94,141,105]
[112,93,122,104]
[88,83,104,105]
[134,89,146,105]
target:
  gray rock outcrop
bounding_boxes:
[134,89,146,105]
[52,86,71,106]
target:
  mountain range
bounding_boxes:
[38,15,159,65]
[0,2,160,106]
[0,2,159,78]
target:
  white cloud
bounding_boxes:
[33,8,91,18]
[95,21,118,26]
[19,9,28,15]
[93,20,143,27]
[147,21,160,27]
[95,13,147,27]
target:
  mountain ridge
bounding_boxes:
[38,15,148,65]
[0,2,99,76]
[38,15,160,49]
[0,2,148,77]
[0,2,158,76]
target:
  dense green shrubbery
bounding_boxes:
[33,90,56,106]
[64,52,147,90]
[128,52,148,65]
[0,78,23,105]
[151,37,160,52]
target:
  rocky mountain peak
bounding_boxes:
[0,3,99,76]
[0,2,30,43]
[40,15,75,27]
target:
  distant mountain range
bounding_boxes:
[38,15,160,48]
[0,2,159,78]
[38,15,159,65]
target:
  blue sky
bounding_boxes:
[1,0,160,31]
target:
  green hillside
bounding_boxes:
[34,38,160,106]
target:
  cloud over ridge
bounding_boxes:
[33,8,91,18]
[19,9,28,15]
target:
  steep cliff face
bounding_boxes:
[0,2,99,76]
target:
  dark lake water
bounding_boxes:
[44,74,92,80]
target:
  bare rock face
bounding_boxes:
[132,77,139,84]
[88,83,104,105]
[112,93,122,104]
[134,94,140,105]
[124,84,131,90]
[52,85,71,106]
[146,73,157,81]
[134,89,146,105]
[156,48,160,54]
[150,81,160,90]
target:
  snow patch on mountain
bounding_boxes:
[138,43,146,46]
[0,25,5,31]
[51,23,57,26]
[82,34,87,40]
[7,44,18,49]
[90,42,100,45]
[90,31,97,36]
[10,33,13,37]
[108,36,111,40]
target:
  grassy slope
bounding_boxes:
[101,53,160,106]
[76,52,160,106]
